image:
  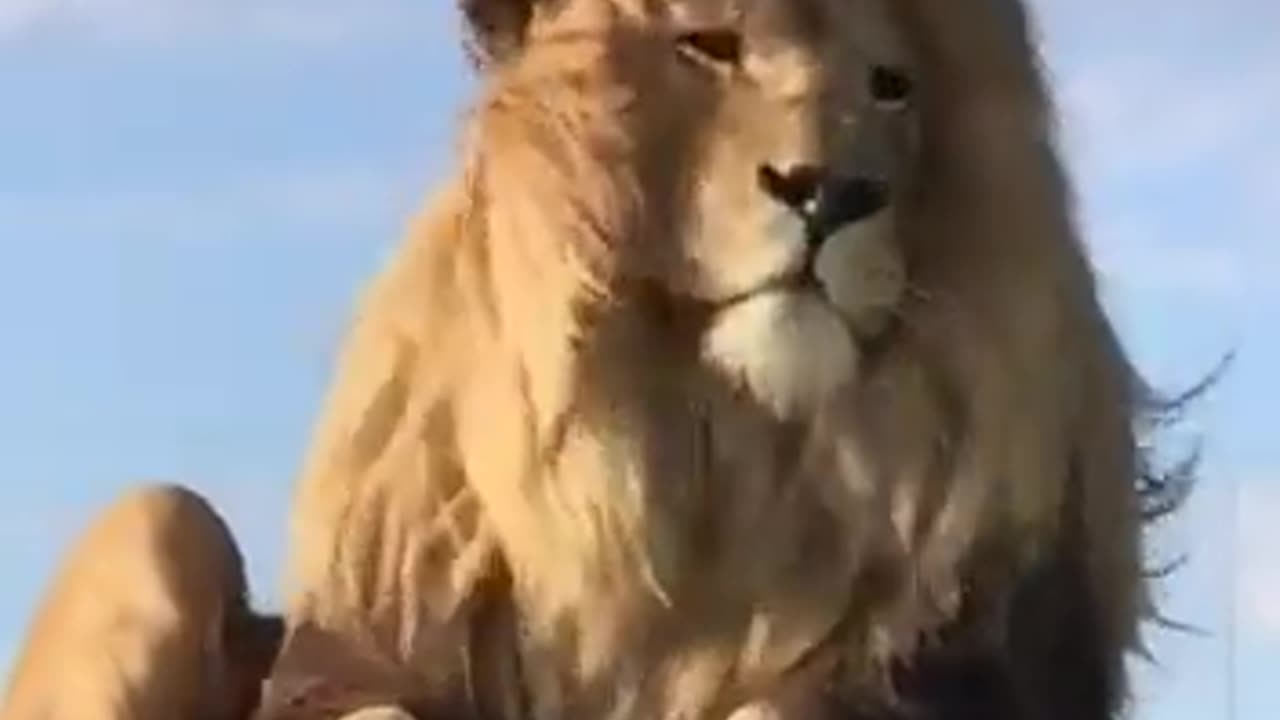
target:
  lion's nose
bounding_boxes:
[758,164,889,244]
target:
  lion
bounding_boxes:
[0,484,283,720]
[0,2,1155,720]
[244,0,1179,719]
[0,1,1193,719]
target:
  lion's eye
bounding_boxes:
[869,64,913,110]
[675,29,743,72]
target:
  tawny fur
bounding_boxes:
[264,1,1154,719]
[0,485,283,720]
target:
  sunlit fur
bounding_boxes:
[275,1,1154,719]
[0,485,282,720]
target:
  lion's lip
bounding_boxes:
[709,267,825,311]
[761,269,823,295]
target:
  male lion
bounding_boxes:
[251,1,1180,720]
[0,1,1187,720]
[0,484,283,720]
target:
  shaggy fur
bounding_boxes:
[0,485,283,720]
[258,1,1169,719]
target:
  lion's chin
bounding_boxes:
[701,289,858,418]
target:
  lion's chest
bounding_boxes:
[519,410,882,720]
[522,554,862,720]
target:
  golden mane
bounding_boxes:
[257,2,1184,720]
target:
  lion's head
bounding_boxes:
[463,0,920,420]
[279,2,1161,719]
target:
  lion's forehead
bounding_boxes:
[536,0,910,63]
[705,0,905,51]
[506,1,916,122]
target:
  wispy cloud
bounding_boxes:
[1056,55,1266,183]
[0,0,443,45]
[0,0,44,35]
[1084,215,1251,302]
[1035,0,1279,305]
[1239,474,1280,640]
[0,167,426,241]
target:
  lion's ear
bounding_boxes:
[458,0,540,68]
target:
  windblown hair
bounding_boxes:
[0,485,283,720]
[259,2,1192,720]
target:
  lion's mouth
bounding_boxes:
[711,253,829,312]
[752,264,827,300]
[709,266,826,312]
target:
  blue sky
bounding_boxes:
[0,2,1273,718]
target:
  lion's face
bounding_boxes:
[656,0,915,302]
[471,0,917,416]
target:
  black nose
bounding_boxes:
[758,164,889,244]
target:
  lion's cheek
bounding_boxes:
[701,291,858,418]
[813,208,905,340]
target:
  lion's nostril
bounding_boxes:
[869,65,913,110]
[757,163,823,213]
[759,164,889,244]
[809,175,890,240]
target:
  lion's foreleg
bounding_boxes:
[0,483,282,720]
